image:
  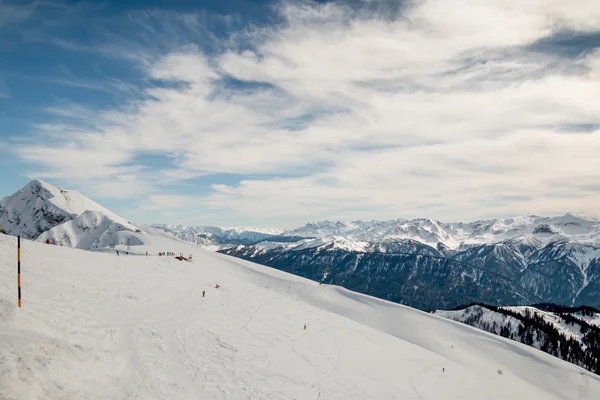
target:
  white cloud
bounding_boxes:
[140,194,199,211]
[15,0,600,225]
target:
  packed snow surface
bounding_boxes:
[1,234,599,399]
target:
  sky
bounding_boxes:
[1,0,600,228]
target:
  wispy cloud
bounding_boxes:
[11,0,600,225]
[0,0,36,28]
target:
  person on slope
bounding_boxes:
[203,290,206,298]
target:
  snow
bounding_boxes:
[220,226,286,235]
[151,224,285,247]
[435,305,523,337]
[279,214,600,250]
[435,304,600,356]
[565,245,600,273]
[37,211,141,250]
[505,306,590,344]
[574,312,600,328]
[152,212,600,255]
[1,234,599,399]
[0,180,139,243]
[290,236,367,252]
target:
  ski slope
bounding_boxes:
[0,234,599,399]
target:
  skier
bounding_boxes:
[202,290,205,298]
[116,250,119,256]
[304,324,306,330]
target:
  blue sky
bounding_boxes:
[1,0,600,228]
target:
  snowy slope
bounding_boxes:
[1,234,599,399]
[37,211,142,250]
[292,236,368,252]
[434,304,600,371]
[435,305,524,337]
[575,312,600,328]
[506,306,593,343]
[0,180,137,240]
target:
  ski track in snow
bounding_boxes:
[0,234,599,399]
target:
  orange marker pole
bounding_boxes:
[17,236,21,308]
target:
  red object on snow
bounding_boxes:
[46,239,50,244]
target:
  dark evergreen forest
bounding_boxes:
[441,303,600,375]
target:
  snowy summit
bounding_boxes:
[0,180,141,250]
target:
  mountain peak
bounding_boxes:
[0,179,134,241]
[562,212,587,221]
[22,179,64,194]
[27,178,52,187]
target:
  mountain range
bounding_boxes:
[3,179,600,380]
[219,229,600,310]
[152,216,600,310]
[2,180,600,311]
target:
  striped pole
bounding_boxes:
[18,236,21,308]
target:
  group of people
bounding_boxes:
[157,252,193,260]
[115,250,149,256]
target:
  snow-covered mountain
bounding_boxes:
[160,214,600,253]
[283,214,600,249]
[37,210,143,250]
[222,234,600,310]
[3,180,600,311]
[150,223,299,250]
[1,233,599,399]
[0,180,141,250]
[5,181,598,252]
[148,215,600,311]
[0,180,129,239]
[434,303,600,375]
